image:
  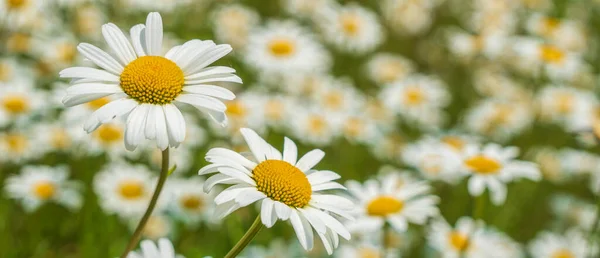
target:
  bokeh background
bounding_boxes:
[1,0,600,257]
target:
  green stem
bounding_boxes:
[472,193,486,220]
[224,215,263,258]
[588,196,600,258]
[120,148,170,258]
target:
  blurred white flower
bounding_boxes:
[211,4,260,49]
[5,165,82,212]
[365,53,414,85]
[528,228,597,258]
[127,238,184,258]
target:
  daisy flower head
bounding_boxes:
[211,4,260,49]
[59,12,240,151]
[0,78,45,127]
[5,165,82,212]
[529,228,596,258]
[345,173,440,234]
[164,177,217,226]
[402,138,463,183]
[461,143,541,205]
[244,20,331,76]
[127,238,183,258]
[94,162,166,218]
[199,128,353,254]
[318,3,385,54]
[365,53,414,85]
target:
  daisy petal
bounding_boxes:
[283,137,298,165]
[296,149,325,172]
[144,12,163,56]
[59,67,119,82]
[182,85,235,100]
[163,104,186,144]
[261,199,276,228]
[240,128,267,163]
[102,23,137,65]
[77,43,124,74]
[130,24,146,57]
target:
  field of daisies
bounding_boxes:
[2,0,600,257]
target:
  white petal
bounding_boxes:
[175,94,226,112]
[140,240,160,257]
[206,148,257,170]
[144,12,163,56]
[214,200,240,219]
[130,24,146,57]
[261,199,276,228]
[296,149,325,172]
[154,105,169,150]
[235,190,266,207]
[312,211,351,240]
[102,23,137,65]
[218,167,255,185]
[274,201,292,220]
[181,85,235,100]
[298,208,327,234]
[86,98,137,132]
[317,231,334,255]
[307,170,341,185]
[164,45,180,60]
[290,209,312,250]
[312,182,346,191]
[214,186,255,204]
[240,128,267,163]
[185,74,242,85]
[157,239,175,258]
[124,104,150,151]
[59,67,119,82]
[144,105,157,140]
[468,177,486,196]
[282,137,298,165]
[185,66,236,80]
[163,104,186,144]
[77,43,124,74]
[204,174,233,192]
[184,44,232,75]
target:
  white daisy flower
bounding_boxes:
[242,238,304,258]
[461,143,541,205]
[380,0,436,35]
[402,139,463,183]
[345,173,439,234]
[0,79,45,127]
[199,128,353,254]
[94,163,165,218]
[335,241,392,258]
[283,0,335,19]
[525,14,587,52]
[365,53,414,85]
[447,29,507,60]
[318,4,384,54]
[0,127,46,163]
[127,238,184,258]
[164,177,217,226]
[244,20,331,76]
[137,214,173,241]
[59,12,240,151]
[121,0,192,12]
[289,108,341,146]
[211,4,260,50]
[464,99,535,142]
[31,121,76,154]
[537,85,596,126]
[73,5,107,40]
[510,38,584,82]
[5,165,82,212]
[529,228,596,258]
[550,194,596,230]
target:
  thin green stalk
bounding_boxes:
[224,215,263,258]
[587,196,600,258]
[120,148,170,258]
[472,194,486,220]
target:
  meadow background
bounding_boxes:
[0,0,599,257]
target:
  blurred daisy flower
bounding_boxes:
[461,143,541,205]
[365,53,414,85]
[60,12,240,151]
[5,165,82,212]
[211,4,260,50]
[199,128,353,254]
[127,238,184,258]
[164,177,217,226]
[345,173,439,233]
[0,78,45,127]
[528,228,597,258]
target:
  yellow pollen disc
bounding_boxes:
[324,92,343,109]
[51,129,71,149]
[367,196,404,217]
[542,18,560,35]
[86,97,111,110]
[94,124,123,144]
[308,116,327,135]
[464,155,502,174]
[180,195,204,210]
[442,136,466,150]
[2,95,29,114]
[379,62,402,83]
[404,87,424,105]
[7,0,27,9]
[226,100,246,117]
[340,14,360,36]
[0,62,12,82]
[253,160,312,208]
[358,247,381,258]
[265,100,284,120]
[118,181,145,200]
[345,117,364,137]
[120,56,184,104]
[5,134,27,153]
[58,43,77,63]
[552,249,575,258]
[7,33,30,53]
[539,45,565,64]
[268,38,296,57]
[556,94,574,114]
[448,231,469,251]
[33,181,56,200]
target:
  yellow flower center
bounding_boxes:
[86,97,111,110]
[265,99,284,120]
[2,95,29,114]
[448,231,470,251]
[557,94,574,114]
[340,14,360,36]
[539,45,565,64]
[94,124,123,144]
[5,133,27,153]
[253,160,312,208]
[442,136,466,151]
[308,115,327,135]
[324,92,343,110]
[180,195,204,211]
[0,62,12,82]
[118,180,145,200]
[7,33,30,53]
[6,0,26,9]
[464,155,502,174]
[542,18,560,35]
[226,100,246,118]
[404,87,424,105]
[552,249,575,258]
[367,196,404,216]
[33,181,56,200]
[51,129,71,149]
[379,62,403,83]
[345,117,364,137]
[268,38,296,57]
[120,56,184,105]
[358,247,381,258]
[57,43,77,63]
